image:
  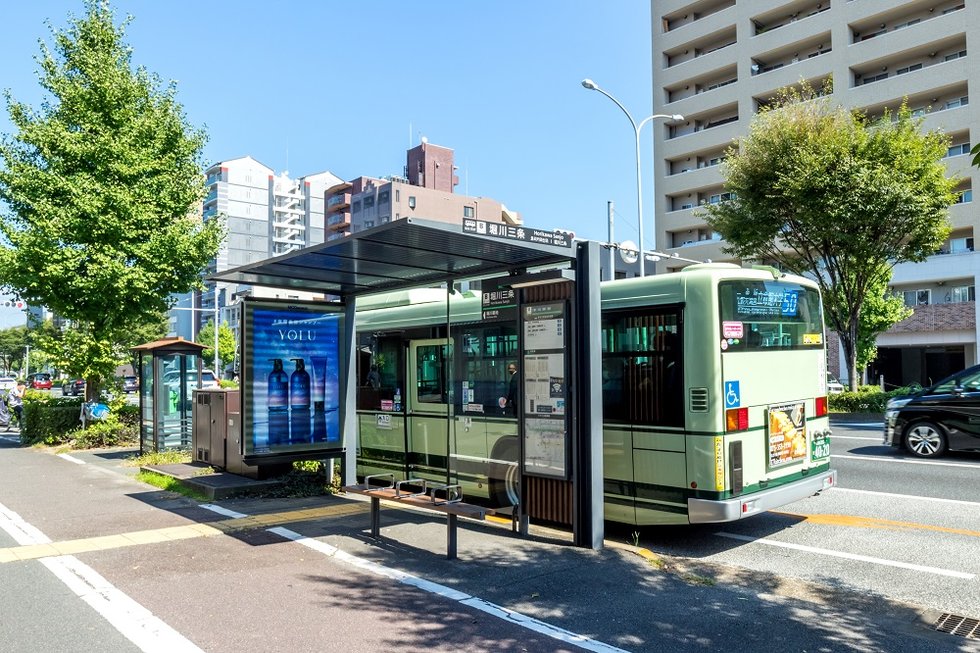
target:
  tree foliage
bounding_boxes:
[196,320,236,372]
[0,1,223,397]
[703,86,956,389]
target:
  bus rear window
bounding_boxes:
[718,280,823,351]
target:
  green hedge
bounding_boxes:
[22,394,84,445]
[828,385,917,414]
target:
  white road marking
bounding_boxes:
[204,501,627,650]
[831,454,980,469]
[716,531,975,580]
[268,526,630,653]
[200,504,248,519]
[58,453,86,465]
[829,486,980,508]
[0,501,203,652]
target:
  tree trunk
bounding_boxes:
[838,319,861,392]
[85,376,101,403]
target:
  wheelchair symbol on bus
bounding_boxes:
[725,381,740,408]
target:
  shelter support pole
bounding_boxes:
[573,240,604,549]
[342,299,358,486]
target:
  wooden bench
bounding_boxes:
[344,474,494,559]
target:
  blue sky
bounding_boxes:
[1,1,657,326]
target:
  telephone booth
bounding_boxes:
[133,337,207,453]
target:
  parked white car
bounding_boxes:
[827,372,845,394]
[0,376,17,393]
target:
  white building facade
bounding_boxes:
[651,0,979,386]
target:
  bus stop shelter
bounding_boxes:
[133,337,207,453]
[210,218,605,548]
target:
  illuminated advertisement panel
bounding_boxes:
[241,299,345,461]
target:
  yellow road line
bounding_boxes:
[0,502,369,564]
[773,511,980,539]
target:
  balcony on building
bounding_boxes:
[665,65,737,104]
[326,192,352,212]
[851,36,967,89]
[661,0,735,33]
[667,102,738,141]
[326,211,351,233]
[751,1,830,37]
[753,74,832,112]
[750,34,832,77]
[663,27,737,69]
[850,2,965,45]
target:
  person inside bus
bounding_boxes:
[499,362,519,416]
[366,364,381,389]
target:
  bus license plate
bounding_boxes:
[811,432,830,460]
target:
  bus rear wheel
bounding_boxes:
[904,421,947,458]
[489,439,520,508]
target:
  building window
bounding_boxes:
[352,200,361,213]
[463,206,474,218]
[950,237,974,253]
[395,189,400,202]
[945,96,969,110]
[954,189,973,204]
[364,220,375,229]
[945,50,967,61]
[408,196,416,209]
[378,190,390,204]
[946,143,971,157]
[902,289,931,307]
[895,63,922,75]
[364,195,375,208]
[949,286,975,303]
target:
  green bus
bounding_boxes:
[354,263,836,525]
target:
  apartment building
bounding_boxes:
[652,0,979,386]
[169,157,342,346]
[325,140,521,239]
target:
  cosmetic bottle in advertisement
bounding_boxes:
[393,387,402,412]
[311,356,326,413]
[324,347,339,413]
[268,359,288,411]
[290,358,311,409]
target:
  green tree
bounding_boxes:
[0,1,223,399]
[704,88,956,389]
[196,320,236,372]
[0,325,29,374]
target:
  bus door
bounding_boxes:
[407,339,455,486]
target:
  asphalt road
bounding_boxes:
[639,420,980,620]
[2,421,978,653]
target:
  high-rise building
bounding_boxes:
[325,140,521,239]
[168,157,342,348]
[651,0,977,385]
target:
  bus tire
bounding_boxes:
[489,438,520,508]
[903,421,947,458]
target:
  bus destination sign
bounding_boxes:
[462,218,573,248]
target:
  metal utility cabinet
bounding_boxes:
[192,389,240,469]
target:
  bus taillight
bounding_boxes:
[725,407,748,432]
[815,396,828,417]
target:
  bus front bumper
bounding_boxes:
[687,469,837,524]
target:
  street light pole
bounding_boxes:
[581,79,682,276]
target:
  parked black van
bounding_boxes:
[884,364,980,458]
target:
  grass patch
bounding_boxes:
[240,460,342,499]
[681,573,716,586]
[134,470,209,501]
[125,450,192,467]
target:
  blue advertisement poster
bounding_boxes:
[243,301,344,458]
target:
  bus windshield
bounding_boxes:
[718,280,823,351]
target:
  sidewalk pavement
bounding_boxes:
[18,443,967,653]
